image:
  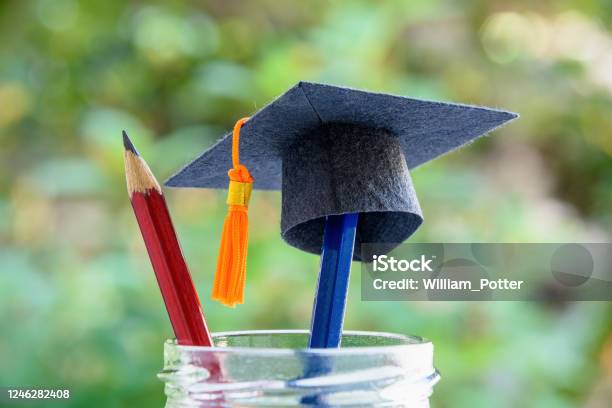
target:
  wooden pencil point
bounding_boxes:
[122,130,139,156]
[123,134,161,196]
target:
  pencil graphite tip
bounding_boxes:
[122,130,139,156]
[123,131,161,195]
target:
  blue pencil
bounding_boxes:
[308,213,359,348]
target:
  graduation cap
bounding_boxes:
[166,81,517,306]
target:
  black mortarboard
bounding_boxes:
[166,82,517,262]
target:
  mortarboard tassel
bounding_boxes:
[212,117,253,307]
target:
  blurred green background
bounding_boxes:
[1,0,611,407]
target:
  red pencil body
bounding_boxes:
[131,189,213,346]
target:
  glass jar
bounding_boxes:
[158,330,439,407]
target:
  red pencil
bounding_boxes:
[123,131,213,346]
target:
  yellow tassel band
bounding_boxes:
[227,180,253,207]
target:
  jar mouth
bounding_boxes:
[161,330,439,406]
[167,329,432,356]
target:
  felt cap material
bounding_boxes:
[281,124,422,260]
[166,81,517,258]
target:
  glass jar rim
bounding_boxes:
[167,329,432,356]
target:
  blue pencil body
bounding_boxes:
[308,213,358,348]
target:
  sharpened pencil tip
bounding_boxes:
[122,130,139,156]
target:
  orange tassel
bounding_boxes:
[212,118,253,307]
